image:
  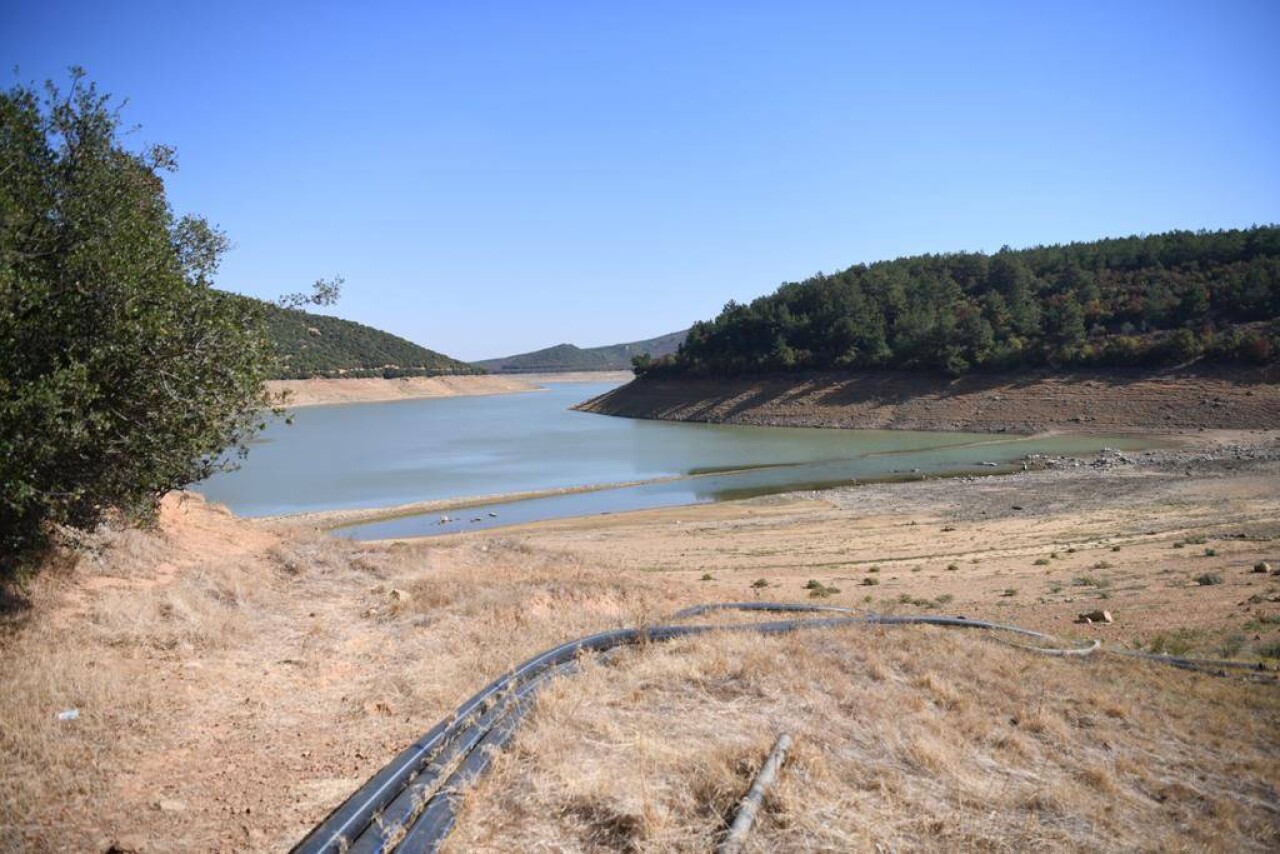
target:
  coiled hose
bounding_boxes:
[291,603,1271,854]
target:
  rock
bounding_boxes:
[1076,610,1113,624]
[155,798,187,813]
[106,833,150,853]
[1254,561,1271,573]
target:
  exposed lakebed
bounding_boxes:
[194,381,1151,539]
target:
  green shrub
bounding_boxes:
[0,72,323,579]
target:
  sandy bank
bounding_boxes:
[576,365,1280,433]
[266,374,540,407]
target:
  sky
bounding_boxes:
[5,1,1279,361]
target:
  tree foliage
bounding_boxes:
[0,71,279,577]
[638,228,1280,378]
[260,297,483,379]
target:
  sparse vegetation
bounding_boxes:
[1194,572,1224,586]
[805,579,841,598]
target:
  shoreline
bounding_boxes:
[575,365,1280,434]
[7,428,1278,850]
[259,428,1242,540]
[265,370,630,408]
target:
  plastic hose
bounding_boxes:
[292,605,1269,854]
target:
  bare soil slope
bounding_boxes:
[266,374,538,407]
[577,366,1280,433]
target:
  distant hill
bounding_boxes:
[475,330,688,373]
[245,298,482,380]
[637,226,1280,379]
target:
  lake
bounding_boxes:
[194,381,1150,539]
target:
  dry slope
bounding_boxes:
[577,366,1280,434]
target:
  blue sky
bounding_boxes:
[6,1,1278,361]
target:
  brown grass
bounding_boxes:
[452,627,1280,852]
[2,449,1279,852]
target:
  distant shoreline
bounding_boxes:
[266,371,631,408]
[575,365,1280,434]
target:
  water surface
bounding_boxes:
[194,381,1150,538]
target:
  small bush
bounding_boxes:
[807,580,840,598]
[1194,573,1223,586]
[861,577,880,587]
[1034,558,1051,566]
[699,573,713,582]
[946,563,959,571]
[1218,634,1246,658]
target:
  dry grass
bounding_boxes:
[2,464,1279,852]
[452,627,1280,852]
[0,496,683,851]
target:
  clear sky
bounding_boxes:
[5,1,1278,361]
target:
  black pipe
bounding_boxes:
[295,607,1272,853]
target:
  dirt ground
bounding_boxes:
[266,371,629,409]
[2,431,1279,852]
[265,374,539,407]
[579,365,1280,434]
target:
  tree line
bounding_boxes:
[635,227,1280,378]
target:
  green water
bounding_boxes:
[193,381,1151,538]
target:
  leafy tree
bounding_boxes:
[0,71,303,578]
[658,226,1280,379]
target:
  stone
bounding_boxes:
[1253,561,1271,573]
[1077,610,1113,624]
[107,834,150,853]
[155,798,186,813]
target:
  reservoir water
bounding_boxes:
[194,380,1149,539]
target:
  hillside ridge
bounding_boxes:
[476,329,687,373]
[241,297,482,380]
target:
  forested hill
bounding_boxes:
[476,330,687,373]
[249,300,482,379]
[636,227,1280,379]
